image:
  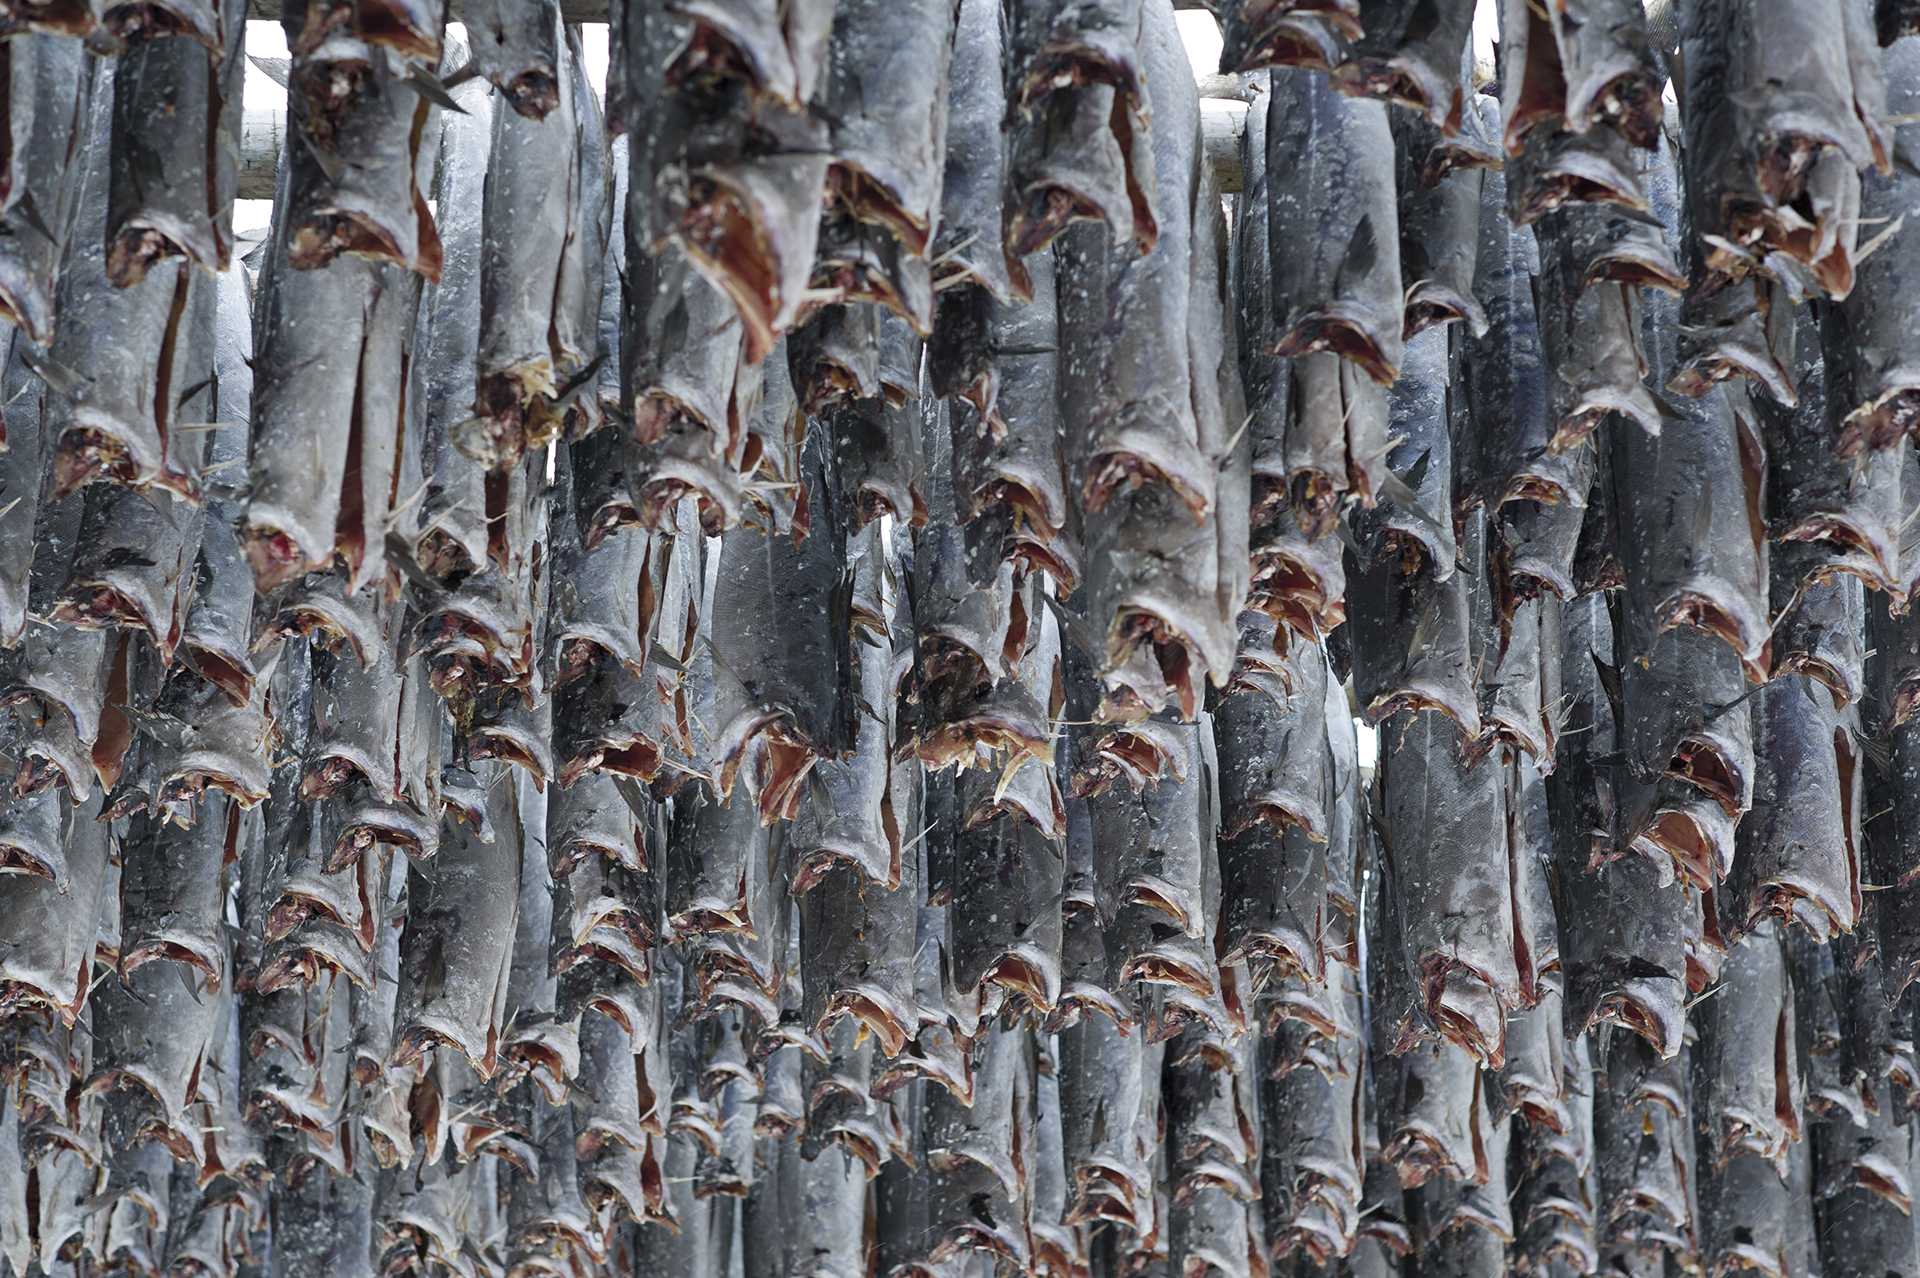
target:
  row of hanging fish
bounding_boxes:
[0,0,1919,1275]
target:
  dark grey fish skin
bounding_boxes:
[1057,9,1209,520]
[1348,509,1479,734]
[708,426,853,818]
[1011,0,1145,110]
[1550,0,1663,146]
[1378,707,1518,1064]
[1678,0,1886,299]
[829,394,926,535]
[1693,921,1800,1175]
[1376,1030,1487,1188]
[820,0,952,263]
[0,37,87,345]
[265,1148,375,1278]
[0,789,108,1025]
[949,797,1065,1016]
[1259,982,1363,1263]
[662,0,832,110]
[799,856,918,1057]
[118,798,227,981]
[1557,841,1687,1059]
[1003,0,1155,259]
[628,24,829,367]
[1058,1007,1162,1234]
[1395,107,1487,340]
[243,138,418,591]
[1830,37,1920,455]
[621,240,747,535]
[1729,676,1861,942]
[1218,1,1356,76]
[1352,324,1455,587]
[1609,379,1770,681]
[1591,1032,1690,1249]
[51,475,196,662]
[0,334,41,647]
[2,618,109,797]
[468,20,604,471]
[465,0,558,118]
[1332,0,1475,132]
[1066,139,1244,719]
[1619,619,1754,822]
[503,1086,596,1272]
[1456,163,1560,513]
[937,0,1025,305]
[396,55,493,580]
[1264,66,1403,386]
[1006,81,1152,261]
[282,0,441,64]
[952,255,1070,577]
[1867,708,1920,996]
[1505,116,1652,227]
[104,0,244,286]
[86,939,227,1159]
[1694,1149,1790,1278]
[1215,637,1330,843]
[1769,559,1866,706]
[391,766,522,1079]
[283,44,441,281]
[48,59,209,505]
[1498,473,1592,613]
[1536,210,1662,447]
[1881,0,1920,39]
[1763,305,1906,599]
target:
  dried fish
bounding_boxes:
[1264,66,1403,386]
[1729,675,1862,941]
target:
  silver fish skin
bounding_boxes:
[706,432,852,821]
[1333,0,1475,132]
[1059,7,1208,521]
[1219,1,1360,75]
[396,49,493,579]
[664,0,833,109]
[1378,707,1518,1065]
[821,0,953,261]
[391,765,523,1079]
[468,18,604,470]
[1728,676,1862,942]
[243,137,419,592]
[1693,920,1801,1175]
[1830,36,1920,455]
[103,0,244,284]
[0,788,109,1025]
[465,0,559,118]
[1761,306,1905,597]
[0,37,88,345]
[1348,508,1480,735]
[1395,106,1487,340]
[1610,382,1770,682]
[1536,209,1662,445]
[1551,0,1663,146]
[283,0,442,64]
[1264,65,1403,386]
[283,43,442,281]
[49,59,209,505]
[937,0,1026,304]
[1678,0,1886,297]
[623,237,750,534]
